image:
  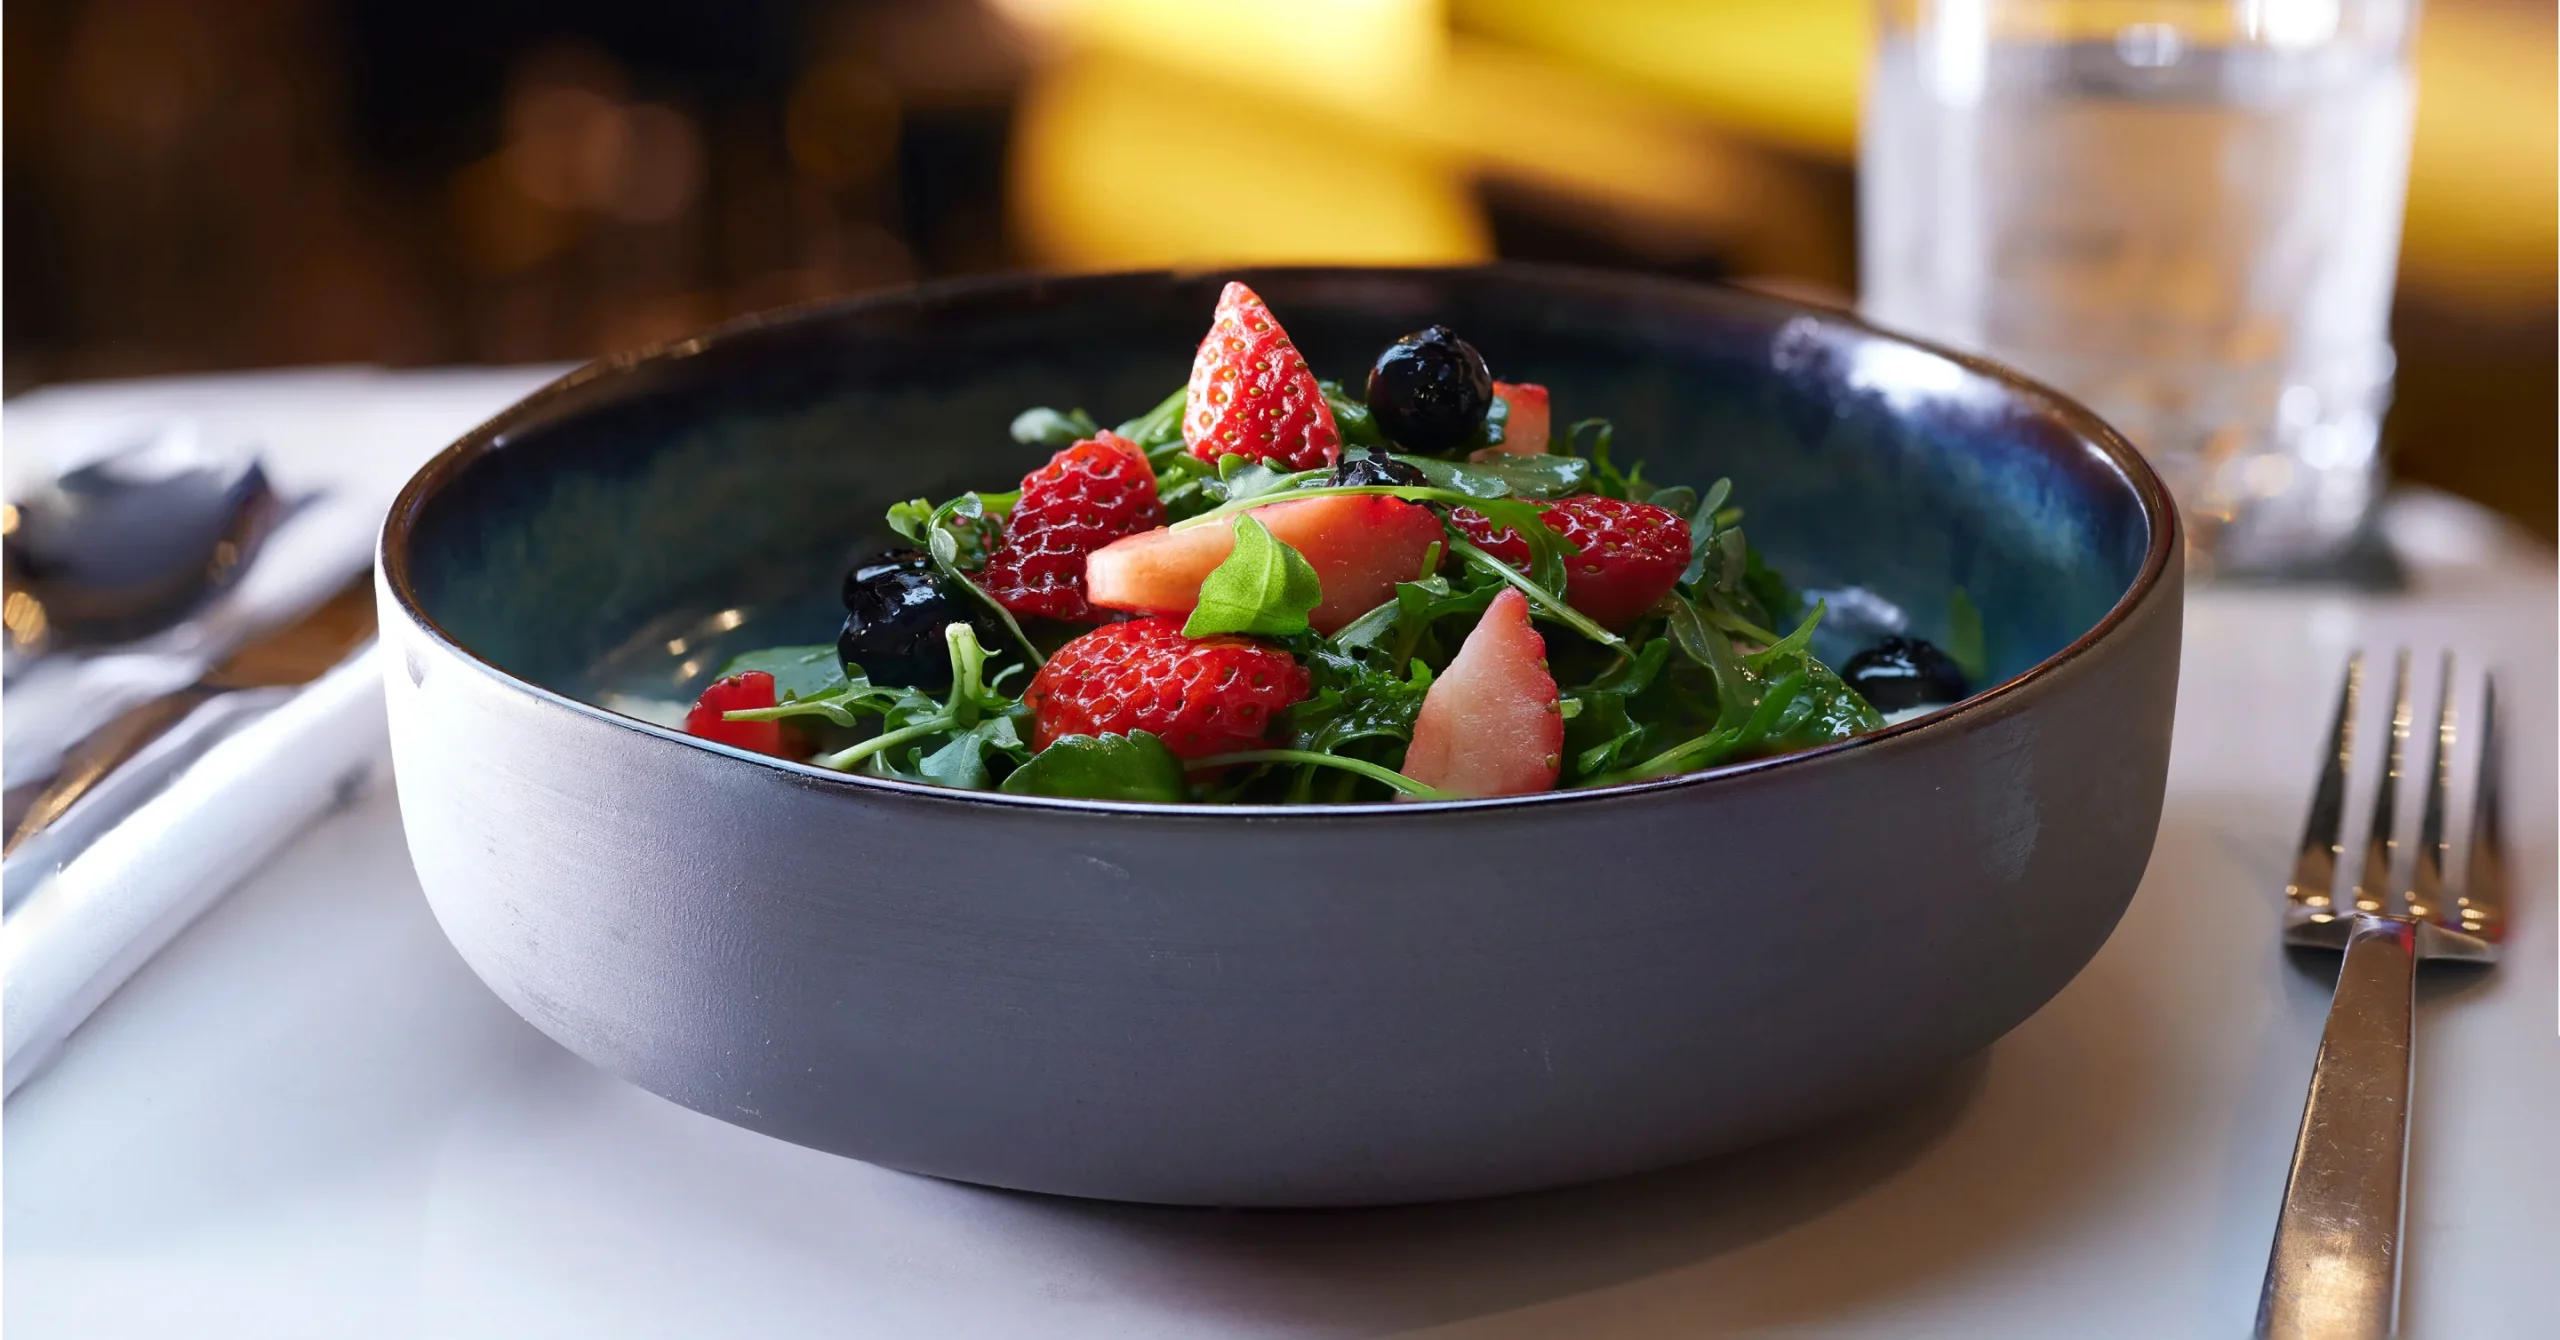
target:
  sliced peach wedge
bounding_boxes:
[1085,493,1445,634]
[1398,588,1564,798]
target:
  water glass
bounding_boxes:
[1860,0,2420,573]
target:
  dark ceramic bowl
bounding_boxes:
[378,266,2181,1207]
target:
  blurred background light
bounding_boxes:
[3,0,2548,536]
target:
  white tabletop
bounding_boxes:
[6,433,2554,1334]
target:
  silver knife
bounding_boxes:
[1,575,375,911]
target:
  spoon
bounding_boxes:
[1,422,282,667]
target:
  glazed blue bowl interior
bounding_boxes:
[400,268,2155,713]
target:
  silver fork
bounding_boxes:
[2256,650,2506,1339]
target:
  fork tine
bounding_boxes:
[2458,675,2507,943]
[2405,651,2454,926]
[2351,650,2410,915]
[2286,652,2360,923]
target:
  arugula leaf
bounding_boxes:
[1458,387,1511,452]
[1740,545,1799,631]
[1319,381,1389,449]
[1562,638,1673,777]
[1329,571,1496,663]
[1184,749,1450,801]
[1203,455,1319,506]
[1184,514,1323,638]
[1446,530,1626,653]
[1679,477,1734,587]
[1744,599,1825,672]
[884,492,1044,667]
[731,624,1039,788]
[716,644,849,702]
[1567,419,1653,500]
[1396,453,1590,501]
[886,491,1008,570]
[1946,587,1988,683]
[909,716,1028,791]
[1287,645,1432,755]
[1113,386,1189,453]
[1645,484,1698,519]
[1000,731,1189,801]
[1010,407,1099,448]
[1396,456,1508,499]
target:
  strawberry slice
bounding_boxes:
[1398,588,1562,798]
[1085,493,1444,634]
[1471,382,1551,459]
[684,671,794,758]
[1183,282,1342,471]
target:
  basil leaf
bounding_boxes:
[716,644,849,702]
[1000,731,1188,801]
[1183,513,1323,638]
[1010,407,1099,448]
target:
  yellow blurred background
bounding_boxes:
[7,0,2550,536]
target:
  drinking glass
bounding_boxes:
[1860,0,2419,573]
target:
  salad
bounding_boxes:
[673,282,1978,803]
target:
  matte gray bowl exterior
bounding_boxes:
[380,267,2182,1207]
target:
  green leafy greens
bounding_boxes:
[698,371,1891,804]
[1001,731,1188,801]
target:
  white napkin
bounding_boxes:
[0,364,564,1096]
[3,645,387,1094]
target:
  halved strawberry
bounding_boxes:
[1024,617,1311,759]
[1398,589,1562,798]
[1085,493,1444,634]
[1183,282,1341,471]
[685,671,793,758]
[1447,494,1689,629]
[1471,381,1551,459]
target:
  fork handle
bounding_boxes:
[2257,914,2417,1339]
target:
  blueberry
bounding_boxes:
[1364,325,1493,456]
[839,550,991,691]
[1327,447,1428,489]
[1841,636,1971,712]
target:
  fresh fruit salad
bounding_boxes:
[675,282,1980,802]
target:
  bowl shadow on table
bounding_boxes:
[1001,926,2181,1334]
[997,1060,2000,1332]
[406,851,2185,1336]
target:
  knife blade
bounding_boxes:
[0,574,375,902]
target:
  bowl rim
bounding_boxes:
[378,262,2179,817]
